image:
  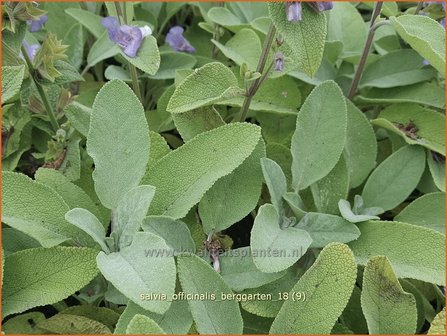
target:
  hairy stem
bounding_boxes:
[414,1,424,15]
[114,2,143,103]
[234,23,276,122]
[21,46,59,132]
[347,2,384,100]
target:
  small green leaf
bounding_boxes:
[372,103,445,155]
[395,192,445,233]
[270,243,357,334]
[349,221,445,285]
[2,65,25,104]
[199,139,265,234]
[427,152,445,192]
[2,312,46,334]
[123,36,161,75]
[428,310,446,335]
[37,314,111,334]
[115,300,193,334]
[362,145,426,211]
[60,305,120,331]
[268,2,327,76]
[2,228,40,256]
[2,172,94,248]
[360,49,437,88]
[2,247,99,317]
[65,208,109,252]
[327,2,368,58]
[65,8,105,38]
[344,100,377,188]
[87,31,120,67]
[64,102,91,137]
[296,212,361,248]
[220,247,286,291]
[338,199,381,223]
[35,168,103,225]
[357,82,445,110]
[150,52,196,80]
[283,192,307,220]
[390,14,445,75]
[251,204,312,273]
[311,155,349,215]
[167,62,242,113]
[177,254,244,334]
[212,28,261,70]
[142,216,196,253]
[144,123,261,219]
[87,80,150,209]
[113,185,156,248]
[172,106,225,142]
[261,158,287,215]
[126,315,165,334]
[361,256,417,334]
[97,232,176,314]
[240,270,297,318]
[291,81,347,190]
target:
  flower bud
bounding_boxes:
[274,52,285,71]
[308,2,334,13]
[286,2,302,22]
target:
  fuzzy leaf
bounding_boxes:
[97,232,176,314]
[349,221,446,285]
[126,315,165,334]
[268,2,327,76]
[2,247,99,317]
[142,216,196,253]
[123,36,160,76]
[113,185,156,248]
[35,168,103,225]
[270,243,357,333]
[251,204,312,273]
[2,172,95,248]
[220,247,286,292]
[212,28,261,70]
[37,314,111,334]
[87,80,150,209]
[176,254,244,334]
[344,100,377,188]
[65,8,105,38]
[360,49,437,88]
[427,152,445,192]
[65,208,109,252]
[311,155,349,215]
[60,306,120,331]
[2,65,25,104]
[151,52,196,80]
[144,123,261,219]
[199,139,265,233]
[291,81,347,190]
[395,192,445,234]
[361,256,417,334]
[362,145,426,211]
[261,157,287,215]
[167,62,242,113]
[428,310,446,335]
[372,103,445,155]
[172,106,225,142]
[2,312,46,334]
[115,300,193,334]
[390,15,445,75]
[296,212,361,248]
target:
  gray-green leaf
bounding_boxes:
[177,254,244,334]
[291,80,347,190]
[87,80,150,209]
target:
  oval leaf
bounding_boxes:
[87,79,150,209]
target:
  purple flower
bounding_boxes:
[441,17,446,28]
[165,26,195,53]
[21,40,39,62]
[274,52,284,71]
[286,2,302,22]
[101,16,152,58]
[308,1,334,12]
[27,14,48,32]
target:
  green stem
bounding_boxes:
[52,300,68,312]
[234,23,276,122]
[114,2,143,103]
[347,2,384,100]
[21,46,59,132]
